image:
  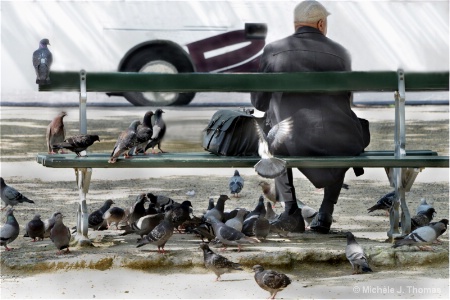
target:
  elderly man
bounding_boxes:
[251,0,369,233]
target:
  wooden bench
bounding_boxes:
[36,70,449,245]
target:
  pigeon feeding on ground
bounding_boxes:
[146,193,175,211]
[166,200,193,232]
[204,195,230,222]
[265,202,279,223]
[32,38,52,85]
[269,205,304,237]
[120,213,165,238]
[109,120,141,163]
[128,194,150,225]
[50,214,71,254]
[52,134,100,157]
[296,201,318,229]
[411,207,436,231]
[252,265,291,299]
[44,212,62,238]
[199,242,243,281]
[144,108,166,154]
[254,117,293,179]
[88,200,114,230]
[0,208,20,251]
[416,198,433,215]
[345,232,373,274]
[229,170,244,198]
[225,209,247,232]
[206,216,260,252]
[393,222,446,251]
[1,177,35,210]
[26,214,45,242]
[103,207,126,229]
[137,210,174,253]
[130,110,154,155]
[367,191,395,215]
[46,111,67,154]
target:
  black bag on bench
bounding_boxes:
[203,109,263,156]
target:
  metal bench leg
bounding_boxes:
[74,168,93,246]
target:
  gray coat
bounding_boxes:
[251,26,368,188]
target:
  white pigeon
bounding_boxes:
[254,117,293,179]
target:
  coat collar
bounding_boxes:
[294,26,323,36]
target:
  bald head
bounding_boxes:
[294,0,330,35]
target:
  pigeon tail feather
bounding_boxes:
[254,158,286,179]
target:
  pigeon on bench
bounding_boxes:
[46,111,67,154]
[131,110,153,155]
[144,108,166,154]
[52,134,100,157]
[32,38,52,85]
[109,120,140,163]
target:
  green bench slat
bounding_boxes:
[39,71,449,93]
[36,152,449,169]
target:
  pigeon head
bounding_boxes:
[136,193,149,204]
[0,177,5,187]
[181,200,193,208]
[52,211,62,218]
[345,232,356,241]
[59,111,67,118]
[40,38,51,47]
[5,208,15,217]
[143,111,154,126]
[199,242,211,251]
[438,219,449,227]
[129,120,142,130]
[252,265,264,273]
[155,108,165,116]
[33,214,42,220]
[92,135,100,142]
[234,170,240,176]
[420,207,436,219]
[146,193,158,204]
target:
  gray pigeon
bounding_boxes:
[137,210,174,254]
[411,207,435,231]
[26,214,45,242]
[52,134,100,157]
[1,177,35,210]
[88,200,114,230]
[297,202,318,228]
[269,205,304,237]
[50,214,71,254]
[199,242,243,281]
[428,219,448,243]
[103,207,126,229]
[144,108,166,154]
[224,209,247,232]
[130,110,154,155]
[0,208,20,251]
[46,111,67,154]
[32,38,52,85]
[44,212,62,238]
[259,181,278,207]
[206,216,260,252]
[109,120,141,163]
[345,232,373,274]
[146,193,175,211]
[252,265,291,299]
[254,117,293,179]
[246,196,266,219]
[204,195,230,222]
[206,197,215,214]
[367,191,395,215]
[254,215,271,240]
[265,202,279,223]
[128,194,149,225]
[229,170,244,198]
[120,213,165,238]
[416,198,433,215]
[393,222,446,251]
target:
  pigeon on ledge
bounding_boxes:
[345,232,373,274]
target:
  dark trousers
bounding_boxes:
[275,168,345,215]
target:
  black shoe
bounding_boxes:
[310,212,333,234]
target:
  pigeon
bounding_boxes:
[254,215,271,240]
[345,232,373,274]
[144,108,166,154]
[411,207,435,231]
[428,219,449,243]
[224,209,247,232]
[252,265,291,299]
[246,196,266,219]
[205,197,215,214]
[206,216,260,252]
[130,110,154,155]
[128,194,149,225]
[44,212,62,238]
[416,198,433,215]
[137,210,174,253]
[1,177,35,210]
[166,200,193,231]
[50,213,72,254]
[229,170,244,198]
[109,120,141,163]
[242,196,267,236]
[88,200,114,230]
[25,214,45,242]
[120,213,165,238]
[296,202,318,228]
[265,202,279,223]
[199,242,243,281]
[52,134,100,156]
[269,205,304,237]
[192,222,216,242]
[258,181,279,207]
[0,208,20,251]
[393,222,446,251]
[147,193,175,211]
[32,38,52,85]
[254,117,293,179]
[46,111,67,154]
[103,207,126,229]
[367,191,395,215]
[204,195,230,222]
